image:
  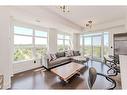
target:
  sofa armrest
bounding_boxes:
[42,55,50,69]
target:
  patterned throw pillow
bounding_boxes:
[73,51,80,56]
[46,54,52,62]
[65,50,74,57]
[50,54,57,61]
[56,52,65,58]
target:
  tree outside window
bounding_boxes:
[14,26,48,62]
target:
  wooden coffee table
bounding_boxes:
[51,62,84,83]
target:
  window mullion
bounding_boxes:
[63,35,65,51]
[33,29,36,59]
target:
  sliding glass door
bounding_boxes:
[92,36,102,59]
[104,32,109,57]
[82,32,109,61]
[84,37,92,58]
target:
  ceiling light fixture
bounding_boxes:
[84,20,94,31]
[59,5,70,13]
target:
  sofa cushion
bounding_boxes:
[56,52,65,58]
[49,57,70,65]
[73,51,80,56]
[65,50,74,57]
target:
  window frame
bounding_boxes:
[57,33,72,52]
[80,32,109,61]
[13,25,48,62]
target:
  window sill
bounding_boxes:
[13,58,41,64]
[13,59,34,64]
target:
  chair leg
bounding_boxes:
[97,73,116,90]
[105,77,116,90]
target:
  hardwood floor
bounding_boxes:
[10,60,121,89]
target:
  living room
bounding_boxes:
[0,5,127,91]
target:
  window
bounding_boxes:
[14,26,33,36]
[34,30,48,58]
[104,32,109,57]
[14,47,33,61]
[84,37,92,57]
[14,26,33,61]
[80,32,109,61]
[80,35,83,53]
[57,34,72,52]
[14,26,48,62]
[14,35,32,45]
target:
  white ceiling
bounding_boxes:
[45,6,127,28]
[10,6,82,33]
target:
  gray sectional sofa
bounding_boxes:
[42,50,88,69]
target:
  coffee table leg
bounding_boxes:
[76,71,80,76]
[59,77,68,83]
[64,80,69,83]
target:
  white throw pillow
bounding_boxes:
[46,54,52,62]
[50,54,57,60]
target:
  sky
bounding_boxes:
[14,26,47,45]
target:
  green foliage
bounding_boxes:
[58,45,65,52]
[36,48,47,58]
[104,46,108,57]
[14,47,47,61]
[93,46,101,58]
[58,45,70,52]
[14,48,32,61]
[83,45,108,58]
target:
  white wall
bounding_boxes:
[72,33,80,51]
[13,59,42,74]
[0,7,12,89]
[94,19,125,31]
[48,28,57,53]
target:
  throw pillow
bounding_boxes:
[56,52,65,58]
[46,54,52,62]
[73,51,80,56]
[50,54,57,60]
[65,50,74,57]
